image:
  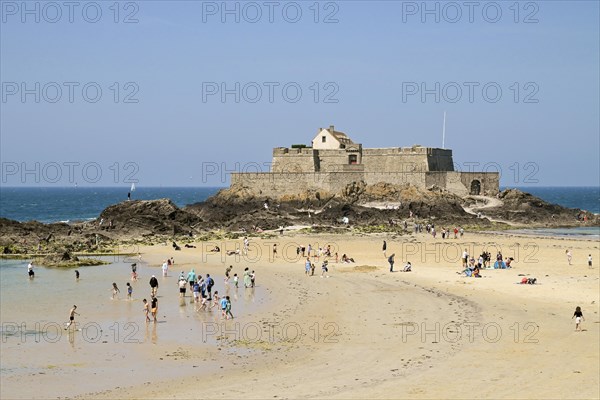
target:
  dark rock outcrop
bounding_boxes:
[97,199,202,237]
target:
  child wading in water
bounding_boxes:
[112,283,120,299]
[225,296,234,319]
[572,306,585,331]
[126,282,133,300]
[211,291,220,309]
[143,299,151,322]
[220,296,228,318]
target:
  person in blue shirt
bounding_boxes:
[193,281,200,302]
[220,296,228,318]
[305,258,311,275]
[187,269,196,291]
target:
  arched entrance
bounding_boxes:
[470,180,481,195]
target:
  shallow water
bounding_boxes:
[502,226,600,239]
[0,257,267,399]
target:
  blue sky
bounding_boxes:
[1,0,598,187]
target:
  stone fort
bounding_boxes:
[231,125,499,198]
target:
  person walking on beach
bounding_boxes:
[244,268,252,287]
[388,253,395,272]
[233,273,239,288]
[162,260,169,277]
[193,280,200,302]
[243,237,249,255]
[206,274,214,300]
[112,283,120,299]
[462,249,469,268]
[220,296,228,318]
[225,296,234,319]
[225,265,232,283]
[321,260,329,278]
[273,244,278,258]
[250,270,256,287]
[187,269,196,291]
[75,270,80,280]
[588,254,592,268]
[572,306,585,331]
[27,262,34,279]
[210,291,220,309]
[143,299,151,322]
[382,240,387,257]
[566,249,572,265]
[149,275,159,297]
[178,276,187,297]
[126,282,133,300]
[305,257,311,276]
[65,305,79,330]
[150,296,158,322]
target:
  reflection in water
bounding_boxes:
[68,328,76,350]
[145,322,158,344]
[244,287,255,303]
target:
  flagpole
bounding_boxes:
[442,111,446,149]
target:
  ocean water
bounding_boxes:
[0,186,221,223]
[0,186,597,223]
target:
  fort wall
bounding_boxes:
[230,170,499,198]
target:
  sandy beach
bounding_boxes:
[1,230,599,399]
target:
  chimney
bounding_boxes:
[329,125,334,133]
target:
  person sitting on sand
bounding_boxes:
[341,254,355,263]
[403,262,412,272]
[209,246,220,252]
[473,266,481,278]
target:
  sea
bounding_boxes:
[0,186,221,223]
[1,186,597,223]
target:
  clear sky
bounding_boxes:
[1,0,598,187]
